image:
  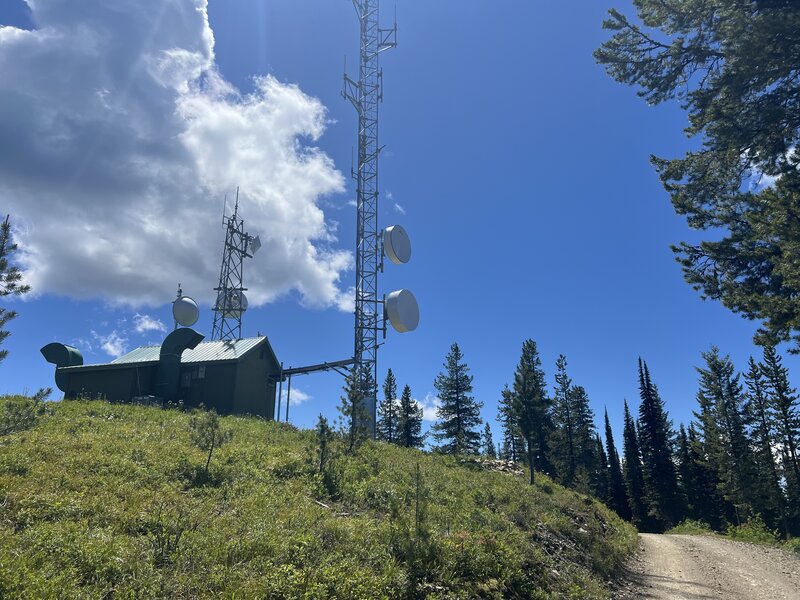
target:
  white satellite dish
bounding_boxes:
[383,225,411,265]
[386,289,419,333]
[173,296,199,327]
[217,289,248,318]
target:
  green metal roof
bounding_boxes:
[110,337,268,365]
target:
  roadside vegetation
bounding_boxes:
[0,396,636,599]
[667,517,800,555]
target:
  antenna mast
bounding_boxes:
[212,187,255,341]
[343,0,396,436]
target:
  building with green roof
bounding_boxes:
[42,330,280,419]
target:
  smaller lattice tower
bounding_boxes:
[211,188,260,340]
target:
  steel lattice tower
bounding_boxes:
[211,191,253,341]
[343,0,396,435]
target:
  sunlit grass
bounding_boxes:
[0,396,637,599]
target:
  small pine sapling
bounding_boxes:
[316,413,331,474]
[315,413,339,497]
[338,367,371,453]
[189,409,232,477]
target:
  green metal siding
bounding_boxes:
[178,363,237,414]
[234,349,270,417]
[65,365,157,401]
[56,336,279,419]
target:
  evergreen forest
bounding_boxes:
[377,339,800,538]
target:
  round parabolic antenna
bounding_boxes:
[386,289,419,333]
[172,296,199,327]
[215,290,248,318]
[384,225,411,265]
[226,290,248,318]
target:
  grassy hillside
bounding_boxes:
[0,397,636,599]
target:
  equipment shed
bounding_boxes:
[45,334,280,419]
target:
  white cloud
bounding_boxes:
[133,313,166,334]
[748,172,779,192]
[745,146,798,192]
[91,330,128,358]
[393,202,406,215]
[334,286,355,313]
[415,392,440,422]
[71,337,93,353]
[0,0,351,310]
[281,387,311,405]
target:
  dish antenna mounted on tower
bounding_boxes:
[211,188,260,341]
[344,0,419,437]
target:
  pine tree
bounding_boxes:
[743,356,789,536]
[499,435,511,462]
[695,348,760,526]
[338,367,370,453]
[570,385,600,496]
[596,2,800,352]
[482,423,496,458]
[536,409,555,477]
[605,409,630,520]
[431,343,483,455]
[361,368,377,432]
[497,385,524,464]
[398,384,424,449]
[760,345,800,532]
[0,215,30,364]
[637,359,684,529]
[377,368,401,444]
[622,399,649,530]
[676,424,696,519]
[684,422,727,530]
[593,432,611,505]
[511,339,552,484]
[550,355,577,486]
[678,422,726,528]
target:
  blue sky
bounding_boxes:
[0,0,786,443]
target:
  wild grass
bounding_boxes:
[0,396,637,599]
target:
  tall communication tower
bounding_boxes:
[343,0,397,434]
[211,189,260,341]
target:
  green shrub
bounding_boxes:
[0,394,48,436]
[139,503,201,567]
[726,515,778,545]
[783,537,800,554]
[665,519,714,536]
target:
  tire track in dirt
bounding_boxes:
[613,533,800,600]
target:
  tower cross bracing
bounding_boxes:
[343,0,396,435]
[211,191,253,341]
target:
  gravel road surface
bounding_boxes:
[614,533,800,599]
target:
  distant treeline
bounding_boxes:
[376,341,800,537]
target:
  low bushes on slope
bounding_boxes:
[667,517,800,554]
[0,397,636,599]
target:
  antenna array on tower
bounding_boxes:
[211,188,259,341]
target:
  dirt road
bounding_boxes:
[614,533,800,599]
